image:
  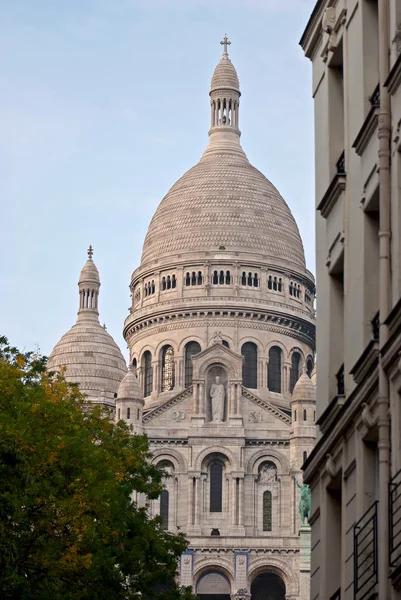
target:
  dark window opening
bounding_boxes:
[290,352,301,393]
[268,346,282,393]
[210,462,223,512]
[143,351,153,397]
[263,490,272,531]
[242,342,258,388]
[127,407,131,420]
[160,490,169,530]
[184,341,201,387]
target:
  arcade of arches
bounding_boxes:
[195,571,286,600]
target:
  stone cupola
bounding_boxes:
[289,370,316,471]
[116,366,144,434]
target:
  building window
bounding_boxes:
[161,345,175,392]
[290,352,301,393]
[137,408,140,420]
[184,341,201,387]
[294,410,297,421]
[303,409,307,421]
[197,271,203,285]
[117,408,121,420]
[241,342,258,388]
[127,407,131,420]
[142,351,153,397]
[222,340,230,349]
[268,346,281,393]
[306,357,313,378]
[160,490,169,530]
[303,451,308,463]
[241,272,247,285]
[210,462,223,512]
[263,491,272,531]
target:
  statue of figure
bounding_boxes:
[210,376,225,422]
[258,463,277,485]
[296,480,311,525]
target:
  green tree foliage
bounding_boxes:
[0,337,195,600]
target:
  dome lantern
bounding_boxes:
[78,245,100,322]
[209,35,241,140]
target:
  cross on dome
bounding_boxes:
[87,245,94,259]
[220,34,231,55]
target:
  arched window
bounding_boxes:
[197,271,203,285]
[268,276,272,290]
[185,272,190,286]
[306,357,314,377]
[172,275,176,289]
[210,462,223,512]
[160,490,169,530]
[219,270,224,284]
[127,407,131,420]
[278,278,283,292]
[222,340,230,349]
[167,275,171,290]
[263,491,272,531]
[132,357,137,376]
[273,277,277,291]
[290,352,301,393]
[226,271,231,284]
[289,282,293,296]
[241,342,258,388]
[144,283,148,297]
[161,277,166,291]
[191,271,197,285]
[151,280,155,294]
[184,341,201,387]
[253,273,259,287]
[142,351,153,397]
[268,346,281,393]
[213,270,218,284]
[303,451,308,463]
[241,272,246,285]
[161,345,175,392]
[247,272,252,286]
[303,409,307,421]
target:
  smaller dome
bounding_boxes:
[291,372,316,403]
[211,55,240,92]
[78,258,100,286]
[117,367,143,400]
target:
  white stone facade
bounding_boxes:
[48,39,316,600]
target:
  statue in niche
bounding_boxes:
[210,375,225,422]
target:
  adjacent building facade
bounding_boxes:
[301,1,401,598]
[48,40,317,600]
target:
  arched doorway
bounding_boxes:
[196,571,231,600]
[250,572,285,600]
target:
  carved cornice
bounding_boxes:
[352,106,379,157]
[125,312,315,350]
[317,173,346,219]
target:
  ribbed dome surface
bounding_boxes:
[47,320,127,403]
[78,257,100,285]
[141,152,306,269]
[211,55,240,91]
[291,372,316,402]
[117,367,143,400]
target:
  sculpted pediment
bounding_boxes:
[191,341,243,381]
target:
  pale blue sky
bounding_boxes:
[1,0,316,359]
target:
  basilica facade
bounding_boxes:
[48,39,316,600]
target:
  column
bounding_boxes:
[187,477,194,525]
[232,478,237,525]
[194,476,200,526]
[238,477,244,525]
[199,381,205,414]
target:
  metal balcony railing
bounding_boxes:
[354,501,378,600]
[369,83,380,108]
[330,588,341,600]
[390,468,401,567]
